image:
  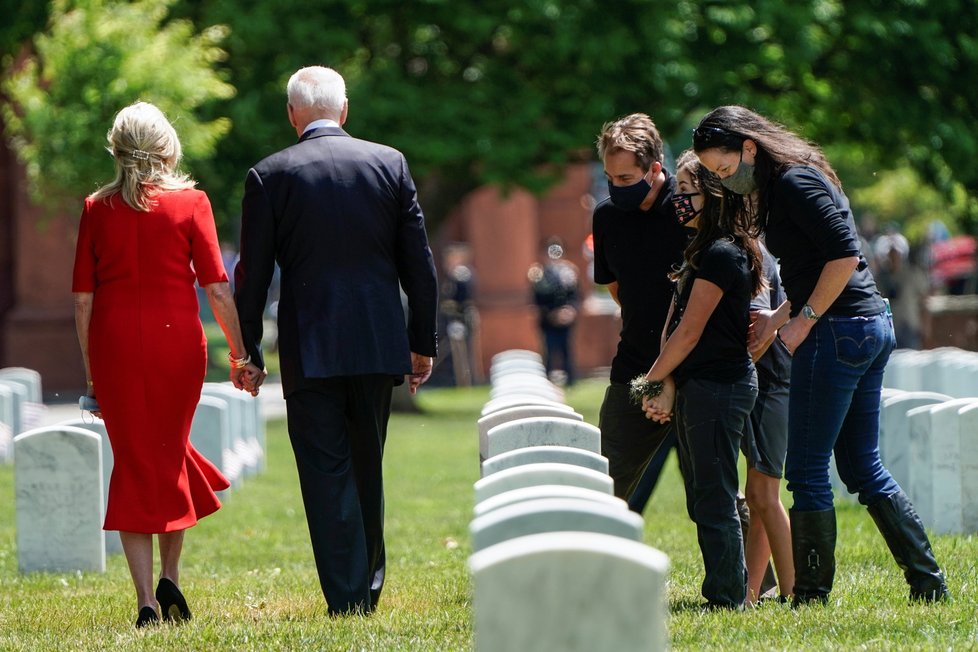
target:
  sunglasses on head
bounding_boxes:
[691,125,744,149]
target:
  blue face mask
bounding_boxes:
[719,150,757,195]
[608,173,652,211]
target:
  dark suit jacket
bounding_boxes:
[234,126,438,396]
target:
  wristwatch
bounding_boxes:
[801,304,820,321]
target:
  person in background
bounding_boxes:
[742,240,794,604]
[591,113,689,500]
[73,102,253,628]
[693,105,948,605]
[875,232,929,349]
[529,236,580,385]
[439,243,479,386]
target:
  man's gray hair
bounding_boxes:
[287,66,346,114]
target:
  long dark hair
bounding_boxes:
[692,105,840,230]
[671,149,764,297]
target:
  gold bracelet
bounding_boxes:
[228,352,252,369]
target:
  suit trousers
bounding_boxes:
[285,374,395,615]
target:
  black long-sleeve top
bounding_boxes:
[764,166,885,318]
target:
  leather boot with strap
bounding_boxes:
[790,507,836,607]
[867,490,949,602]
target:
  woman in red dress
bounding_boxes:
[72,102,257,627]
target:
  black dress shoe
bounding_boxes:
[135,606,159,628]
[155,577,192,622]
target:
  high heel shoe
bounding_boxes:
[155,577,192,622]
[135,606,159,628]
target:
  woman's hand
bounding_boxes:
[748,309,778,355]
[775,315,814,356]
[86,386,103,420]
[642,376,675,423]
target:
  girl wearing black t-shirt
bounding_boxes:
[640,150,763,610]
[691,105,948,606]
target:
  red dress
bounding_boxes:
[72,189,231,533]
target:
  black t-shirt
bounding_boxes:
[765,166,886,317]
[592,172,689,384]
[668,239,754,385]
[753,244,791,387]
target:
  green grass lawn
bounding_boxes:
[1,379,976,650]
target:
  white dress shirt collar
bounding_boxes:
[303,118,340,134]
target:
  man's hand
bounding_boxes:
[407,352,433,395]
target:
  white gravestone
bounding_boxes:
[919,398,978,533]
[190,396,234,492]
[880,391,951,490]
[0,367,42,402]
[491,350,543,366]
[0,370,45,433]
[194,393,242,488]
[958,404,978,532]
[473,484,628,518]
[907,398,978,529]
[58,419,122,555]
[470,532,669,652]
[469,497,645,552]
[219,381,265,473]
[943,355,978,400]
[485,417,601,462]
[201,384,256,480]
[0,379,28,437]
[489,363,547,382]
[906,405,932,525]
[474,462,613,505]
[478,406,582,464]
[482,445,609,478]
[14,426,105,573]
[880,387,904,401]
[490,384,564,403]
[481,395,571,417]
[0,384,13,462]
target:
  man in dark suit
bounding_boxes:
[233,66,438,616]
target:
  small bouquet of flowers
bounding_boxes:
[628,375,665,405]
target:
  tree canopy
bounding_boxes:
[1,0,232,210]
[3,0,976,236]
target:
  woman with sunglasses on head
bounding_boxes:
[691,106,948,606]
[640,149,763,610]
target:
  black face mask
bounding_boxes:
[671,192,702,226]
[607,174,652,211]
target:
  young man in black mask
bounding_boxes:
[592,113,689,500]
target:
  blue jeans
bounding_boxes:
[785,312,901,511]
[676,372,757,607]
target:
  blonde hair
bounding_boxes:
[89,102,195,211]
[595,113,664,172]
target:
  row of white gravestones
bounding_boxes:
[469,350,669,652]
[197,382,266,487]
[12,384,265,573]
[833,387,978,535]
[877,348,978,534]
[0,367,47,462]
[883,347,978,398]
